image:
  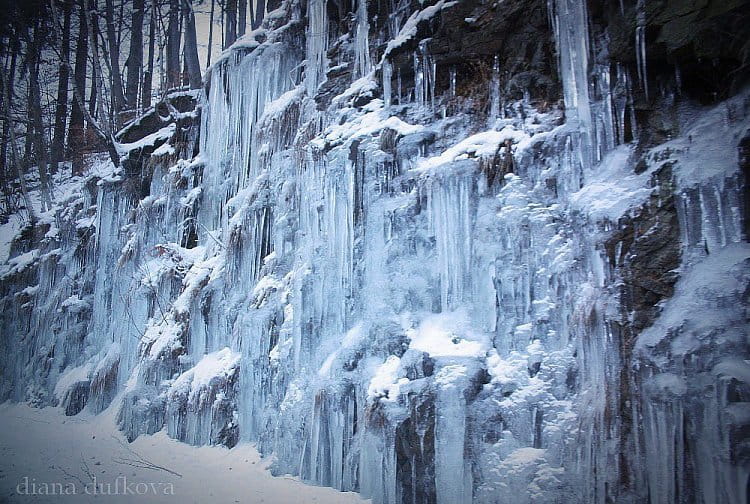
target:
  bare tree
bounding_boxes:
[88,0,99,119]
[250,0,264,31]
[206,0,215,66]
[51,0,72,168]
[125,0,145,110]
[0,32,31,218]
[2,67,36,222]
[51,0,121,168]
[67,0,88,173]
[238,0,246,37]
[224,0,237,48]
[24,23,54,210]
[182,0,202,89]
[142,0,156,108]
[166,0,181,88]
[105,0,125,113]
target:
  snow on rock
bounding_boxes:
[116,122,177,157]
[382,0,459,58]
[417,127,529,172]
[0,250,39,279]
[168,348,241,401]
[53,363,93,402]
[367,355,408,401]
[406,310,489,359]
[637,242,750,353]
[570,144,656,221]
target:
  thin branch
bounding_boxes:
[111,435,183,478]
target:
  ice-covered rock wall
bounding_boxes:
[2,0,749,502]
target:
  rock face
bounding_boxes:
[1,1,749,503]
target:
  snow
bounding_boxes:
[1,250,39,279]
[382,0,458,59]
[168,348,241,399]
[205,28,267,74]
[54,364,93,401]
[570,144,655,221]
[330,74,380,107]
[406,311,489,359]
[116,123,177,157]
[416,127,529,172]
[260,86,304,122]
[0,403,368,503]
[318,323,366,378]
[636,242,750,351]
[321,107,424,147]
[0,214,23,264]
[367,355,407,401]
[60,295,91,314]
[151,142,175,157]
[655,91,750,187]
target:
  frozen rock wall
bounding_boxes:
[1,0,749,503]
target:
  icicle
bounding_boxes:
[354,0,372,78]
[383,58,392,108]
[635,0,649,99]
[434,366,472,504]
[429,174,474,311]
[592,63,616,160]
[414,40,435,112]
[449,65,457,98]
[414,52,424,107]
[397,67,402,105]
[306,0,329,95]
[489,55,500,126]
[549,0,594,167]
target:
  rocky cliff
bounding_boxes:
[1,0,749,503]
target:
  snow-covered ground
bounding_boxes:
[0,403,368,503]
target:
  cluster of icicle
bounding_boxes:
[1,0,747,503]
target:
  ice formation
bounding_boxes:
[1,0,748,503]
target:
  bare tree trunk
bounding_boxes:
[0,36,19,209]
[206,0,214,66]
[67,0,88,173]
[89,0,99,118]
[125,0,145,110]
[52,0,72,168]
[180,7,188,87]
[2,67,36,223]
[105,0,125,113]
[142,0,156,108]
[182,0,202,89]
[23,87,33,165]
[224,0,237,49]
[166,0,181,88]
[251,0,265,30]
[238,0,246,37]
[26,25,54,211]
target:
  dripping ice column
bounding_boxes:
[434,366,472,504]
[429,174,474,311]
[635,0,648,99]
[306,0,329,95]
[549,0,594,167]
[383,58,392,107]
[489,56,500,124]
[354,0,371,78]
